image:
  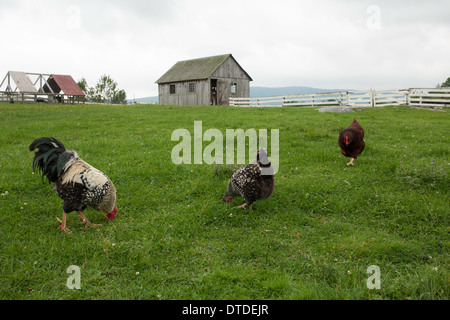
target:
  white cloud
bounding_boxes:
[0,0,449,98]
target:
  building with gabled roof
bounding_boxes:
[156,54,252,106]
[43,74,85,96]
[0,71,84,104]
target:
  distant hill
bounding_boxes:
[131,86,348,104]
[130,96,159,104]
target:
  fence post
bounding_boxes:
[371,88,375,107]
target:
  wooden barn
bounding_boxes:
[156,54,252,106]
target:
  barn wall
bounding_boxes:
[214,78,250,105]
[159,80,210,106]
[211,56,250,80]
[210,56,250,105]
[159,77,250,106]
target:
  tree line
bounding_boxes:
[436,77,450,88]
[78,75,127,104]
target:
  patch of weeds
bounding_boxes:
[398,158,448,189]
[212,163,245,177]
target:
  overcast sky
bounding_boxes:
[1,0,449,98]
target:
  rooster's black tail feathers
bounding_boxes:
[29,137,68,183]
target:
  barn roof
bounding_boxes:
[8,71,38,93]
[44,74,85,96]
[156,54,252,84]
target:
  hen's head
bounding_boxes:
[105,205,117,220]
[344,135,352,146]
[222,184,235,203]
[257,148,271,167]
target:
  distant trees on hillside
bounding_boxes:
[436,77,450,88]
[78,75,127,104]
[440,77,450,87]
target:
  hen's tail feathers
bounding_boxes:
[29,137,71,183]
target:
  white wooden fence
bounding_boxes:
[229,88,450,108]
[0,91,84,104]
[408,88,450,108]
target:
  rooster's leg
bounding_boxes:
[235,203,248,210]
[78,211,102,228]
[56,212,71,233]
[346,158,355,166]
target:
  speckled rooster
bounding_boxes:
[29,137,117,233]
[222,149,275,210]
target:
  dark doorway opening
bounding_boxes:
[211,79,217,105]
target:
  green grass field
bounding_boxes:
[0,102,448,300]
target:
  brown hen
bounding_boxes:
[338,118,365,166]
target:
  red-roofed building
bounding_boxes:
[44,74,85,96]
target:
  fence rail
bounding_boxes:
[229,88,449,108]
[408,88,450,107]
[0,91,85,104]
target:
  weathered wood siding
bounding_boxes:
[159,78,250,106]
[158,55,251,106]
[211,55,250,105]
[159,80,210,106]
[215,78,250,105]
[211,56,250,80]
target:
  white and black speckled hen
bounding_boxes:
[222,149,275,210]
[29,137,117,233]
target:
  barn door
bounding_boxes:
[217,79,228,105]
[211,79,217,105]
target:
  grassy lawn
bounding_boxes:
[0,102,448,300]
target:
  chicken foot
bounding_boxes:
[78,211,102,228]
[346,158,355,166]
[235,203,253,211]
[56,212,71,234]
